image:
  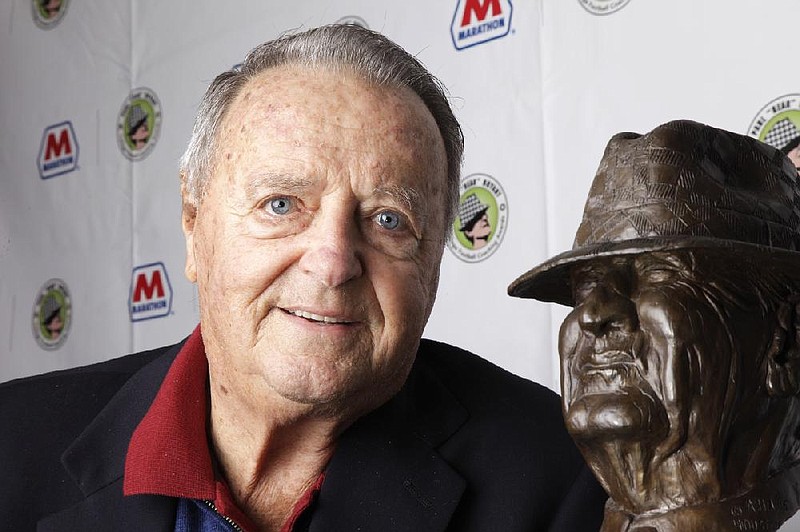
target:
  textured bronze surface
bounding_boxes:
[509,120,800,306]
[510,120,800,531]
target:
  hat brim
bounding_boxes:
[507,236,800,307]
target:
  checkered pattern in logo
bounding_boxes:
[127,104,147,133]
[764,118,800,149]
[458,193,489,230]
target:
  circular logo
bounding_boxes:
[32,0,68,29]
[578,0,632,15]
[446,173,508,263]
[747,94,800,150]
[117,87,162,161]
[32,279,71,350]
[335,15,369,28]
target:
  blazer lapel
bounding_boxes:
[310,356,469,532]
[38,344,182,532]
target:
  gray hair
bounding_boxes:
[179,24,464,229]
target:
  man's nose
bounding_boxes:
[298,211,364,288]
[577,285,637,337]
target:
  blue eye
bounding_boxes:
[376,210,401,230]
[268,197,292,215]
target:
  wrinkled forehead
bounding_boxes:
[567,250,777,321]
[202,64,449,223]
[225,64,441,145]
[210,65,448,194]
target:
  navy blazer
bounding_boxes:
[0,338,607,531]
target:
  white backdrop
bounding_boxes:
[2,0,799,397]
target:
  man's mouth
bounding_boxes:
[285,308,354,324]
[580,350,635,373]
[574,349,641,388]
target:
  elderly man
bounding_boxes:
[509,120,800,531]
[0,25,606,531]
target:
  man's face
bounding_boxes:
[183,65,448,415]
[46,315,63,338]
[465,212,491,243]
[43,0,61,17]
[558,252,733,446]
[131,123,150,146]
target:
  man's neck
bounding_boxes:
[207,385,345,532]
[576,438,720,513]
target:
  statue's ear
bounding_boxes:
[766,300,800,397]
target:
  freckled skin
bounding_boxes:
[182,65,449,420]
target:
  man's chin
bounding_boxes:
[564,389,669,442]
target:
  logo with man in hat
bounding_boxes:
[32,278,71,350]
[447,173,508,263]
[117,87,162,161]
[32,0,68,29]
[749,94,800,172]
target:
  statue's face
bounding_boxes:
[559,251,734,447]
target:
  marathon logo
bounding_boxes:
[129,262,173,321]
[451,0,513,50]
[38,121,79,179]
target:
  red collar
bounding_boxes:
[124,325,321,531]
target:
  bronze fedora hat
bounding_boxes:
[508,119,800,306]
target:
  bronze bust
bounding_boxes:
[509,120,800,531]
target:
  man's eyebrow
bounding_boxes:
[245,172,314,198]
[372,183,422,212]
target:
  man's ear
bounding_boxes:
[766,300,800,397]
[180,173,198,283]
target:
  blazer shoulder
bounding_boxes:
[414,339,605,531]
[418,340,606,532]
[1,341,178,389]
[414,338,575,471]
[416,337,561,417]
[0,340,185,531]
[0,340,184,440]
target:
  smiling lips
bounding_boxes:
[285,308,355,325]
